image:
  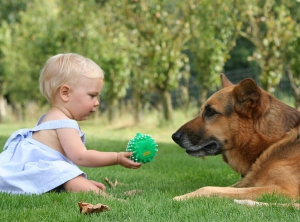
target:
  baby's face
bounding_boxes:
[67,76,103,121]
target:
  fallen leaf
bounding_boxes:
[78,201,110,214]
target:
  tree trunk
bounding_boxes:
[287,68,300,110]
[295,96,300,110]
[107,98,118,123]
[158,89,173,122]
[180,85,189,117]
[199,88,209,109]
[0,95,7,123]
[132,95,143,124]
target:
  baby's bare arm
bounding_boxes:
[56,128,141,168]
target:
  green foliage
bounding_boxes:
[225,37,256,70]
[95,2,131,101]
[184,0,245,106]
[123,0,190,91]
[240,0,299,92]
[0,0,300,120]
[282,21,300,108]
[0,0,60,106]
[120,0,190,122]
[0,0,31,24]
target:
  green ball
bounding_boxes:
[126,133,158,163]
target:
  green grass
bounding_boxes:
[1,118,300,222]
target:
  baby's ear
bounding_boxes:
[60,85,71,102]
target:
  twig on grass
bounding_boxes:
[104,177,129,189]
[104,177,117,189]
[104,177,142,197]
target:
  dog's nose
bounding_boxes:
[172,131,182,143]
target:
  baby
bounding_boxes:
[0,53,141,195]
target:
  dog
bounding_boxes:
[172,74,300,206]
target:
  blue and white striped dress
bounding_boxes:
[0,115,87,194]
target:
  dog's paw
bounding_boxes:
[173,197,182,201]
[173,195,186,201]
[234,199,268,207]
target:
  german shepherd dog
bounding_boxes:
[172,74,300,206]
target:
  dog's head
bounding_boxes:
[172,74,262,158]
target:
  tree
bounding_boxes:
[94,2,132,122]
[283,21,300,109]
[122,0,190,123]
[56,1,133,122]
[0,0,59,120]
[184,0,244,107]
[239,0,296,92]
[224,37,256,70]
[0,0,34,122]
[276,0,300,109]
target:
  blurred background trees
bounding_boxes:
[0,0,299,123]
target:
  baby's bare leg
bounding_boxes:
[64,175,106,195]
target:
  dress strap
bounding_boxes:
[32,119,81,132]
[3,117,85,151]
[33,114,81,132]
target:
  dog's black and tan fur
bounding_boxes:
[172,74,300,204]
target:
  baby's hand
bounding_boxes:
[117,152,142,169]
[89,180,106,191]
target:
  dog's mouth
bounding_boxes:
[172,130,223,158]
[185,140,222,157]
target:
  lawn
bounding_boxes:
[1,116,300,222]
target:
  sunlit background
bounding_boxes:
[0,0,299,125]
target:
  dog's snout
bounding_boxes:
[172,131,182,143]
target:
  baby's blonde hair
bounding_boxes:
[39,53,104,103]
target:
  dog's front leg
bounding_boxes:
[173,186,272,201]
[173,186,221,201]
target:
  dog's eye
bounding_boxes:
[204,106,218,117]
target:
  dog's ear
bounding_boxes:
[220,73,233,88]
[233,78,261,118]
